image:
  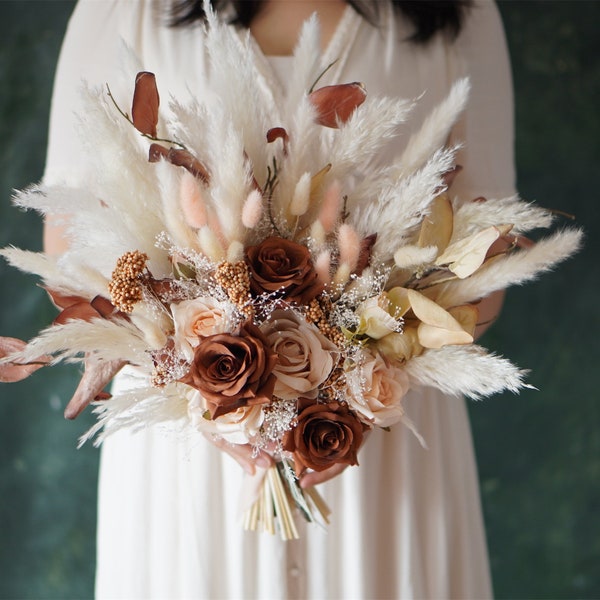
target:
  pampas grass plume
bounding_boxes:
[338,223,360,272]
[241,189,263,229]
[179,171,207,229]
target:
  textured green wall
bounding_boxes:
[0,1,598,598]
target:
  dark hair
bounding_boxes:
[170,1,472,44]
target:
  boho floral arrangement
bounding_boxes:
[0,11,581,539]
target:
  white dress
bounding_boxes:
[44,1,515,598]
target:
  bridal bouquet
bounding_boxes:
[0,10,581,539]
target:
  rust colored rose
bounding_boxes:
[283,398,368,474]
[245,237,323,303]
[180,322,277,418]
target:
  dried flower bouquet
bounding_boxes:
[0,9,581,539]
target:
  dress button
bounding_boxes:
[289,565,301,577]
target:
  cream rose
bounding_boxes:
[187,390,264,444]
[261,309,337,400]
[347,351,410,428]
[171,297,228,359]
[355,294,399,340]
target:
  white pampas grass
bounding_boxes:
[355,146,457,258]
[284,14,322,116]
[396,79,470,178]
[436,228,583,306]
[327,96,415,176]
[79,384,190,447]
[405,345,530,398]
[10,319,150,368]
[451,195,555,240]
[0,247,61,282]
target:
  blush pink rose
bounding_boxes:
[347,351,410,428]
[171,297,228,359]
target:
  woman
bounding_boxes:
[44,1,514,597]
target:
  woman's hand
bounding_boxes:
[299,462,349,489]
[203,434,274,476]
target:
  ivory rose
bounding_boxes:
[347,351,410,428]
[355,294,399,340]
[261,309,336,400]
[282,398,368,474]
[180,322,277,418]
[188,390,264,444]
[171,297,228,359]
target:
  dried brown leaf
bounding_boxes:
[308,82,367,128]
[131,71,159,137]
[0,337,49,382]
[64,356,127,420]
[354,233,377,276]
[148,144,210,184]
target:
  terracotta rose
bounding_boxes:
[180,322,277,418]
[283,398,368,474]
[245,236,323,303]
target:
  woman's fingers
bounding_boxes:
[299,462,348,488]
[203,434,274,475]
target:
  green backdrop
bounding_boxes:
[1,1,598,598]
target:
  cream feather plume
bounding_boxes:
[436,228,583,307]
[79,385,190,447]
[5,318,150,368]
[405,345,530,399]
[396,78,470,178]
[327,96,415,177]
[451,195,555,240]
[354,146,458,257]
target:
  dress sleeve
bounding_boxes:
[449,0,516,201]
[43,0,141,186]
